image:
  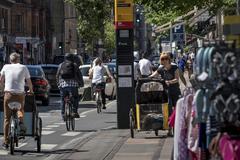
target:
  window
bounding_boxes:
[15,15,23,32]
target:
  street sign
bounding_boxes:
[172,24,185,45]
[224,16,240,48]
[115,0,133,29]
[172,24,184,34]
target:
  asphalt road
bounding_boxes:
[0,96,120,160]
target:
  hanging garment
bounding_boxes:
[174,94,193,160]
[219,133,240,160]
[188,97,199,156]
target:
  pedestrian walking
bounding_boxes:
[139,52,153,77]
[150,52,181,135]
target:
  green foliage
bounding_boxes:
[104,20,115,55]
[134,0,236,26]
[65,0,113,52]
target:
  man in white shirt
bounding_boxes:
[138,52,153,77]
[0,52,33,149]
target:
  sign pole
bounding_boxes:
[115,0,134,129]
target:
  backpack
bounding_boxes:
[60,61,75,79]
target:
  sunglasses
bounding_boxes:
[161,57,169,61]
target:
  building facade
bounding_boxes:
[11,0,47,64]
[0,0,14,67]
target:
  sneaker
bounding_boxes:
[2,143,9,149]
[102,105,106,109]
[19,122,27,135]
[72,113,80,118]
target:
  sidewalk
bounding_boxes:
[62,129,173,160]
[112,131,173,160]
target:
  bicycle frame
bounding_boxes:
[94,88,103,113]
[64,92,75,131]
[8,101,21,155]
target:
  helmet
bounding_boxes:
[64,53,74,62]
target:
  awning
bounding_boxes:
[154,8,209,33]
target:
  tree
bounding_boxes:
[65,0,114,53]
[134,0,236,26]
[104,20,115,55]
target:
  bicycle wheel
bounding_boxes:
[37,117,42,152]
[9,117,15,155]
[96,93,101,113]
[65,102,71,131]
[70,104,75,131]
[129,111,135,138]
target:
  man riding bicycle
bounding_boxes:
[0,52,33,149]
[56,53,84,120]
[89,58,112,109]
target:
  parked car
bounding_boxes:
[40,64,59,93]
[26,65,51,105]
[79,64,116,100]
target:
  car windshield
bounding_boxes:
[41,67,58,80]
[80,67,90,76]
[28,67,44,77]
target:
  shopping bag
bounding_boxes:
[168,107,176,128]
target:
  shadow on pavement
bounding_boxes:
[104,121,117,124]
[73,129,98,132]
[144,135,168,139]
[79,104,96,109]
[18,148,89,155]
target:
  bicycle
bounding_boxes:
[64,91,75,131]
[8,101,24,155]
[94,84,104,114]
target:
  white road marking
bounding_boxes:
[37,144,57,150]
[61,132,81,136]
[54,122,65,125]
[80,100,116,117]
[42,127,52,130]
[0,150,8,155]
[42,131,55,135]
[16,143,27,148]
[46,124,60,128]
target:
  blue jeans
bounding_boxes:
[60,87,79,115]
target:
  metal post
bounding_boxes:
[170,22,173,53]
[237,0,240,15]
[62,0,65,55]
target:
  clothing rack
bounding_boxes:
[173,40,240,160]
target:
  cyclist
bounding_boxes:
[150,52,181,135]
[89,58,112,109]
[56,53,84,120]
[0,52,33,149]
